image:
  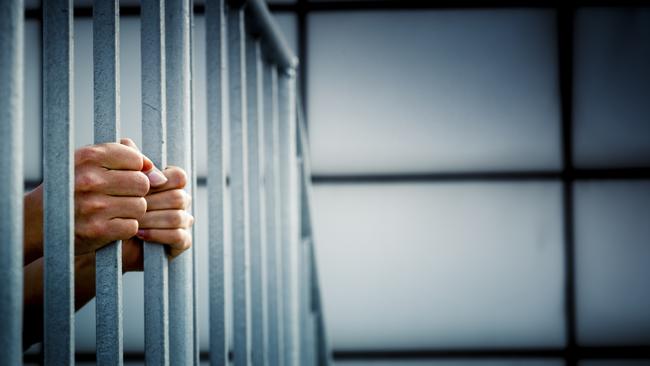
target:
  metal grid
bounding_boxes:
[8,0,329,365]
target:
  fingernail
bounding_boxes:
[145,167,168,186]
[137,229,146,238]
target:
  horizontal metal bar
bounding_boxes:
[24,167,650,191]
[0,0,24,363]
[22,345,650,364]
[333,347,650,360]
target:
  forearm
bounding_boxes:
[23,185,44,266]
[23,252,97,350]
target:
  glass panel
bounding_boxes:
[575,180,650,346]
[24,20,42,182]
[573,8,650,168]
[312,182,565,349]
[307,10,561,174]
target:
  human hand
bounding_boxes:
[122,166,194,272]
[73,139,168,255]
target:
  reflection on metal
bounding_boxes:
[0,0,23,364]
[93,1,123,364]
[3,0,329,364]
[43,0,75,363]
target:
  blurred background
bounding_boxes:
[22,0,650,365]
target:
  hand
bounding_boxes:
[74,139,168,255]
[122,166,194,272]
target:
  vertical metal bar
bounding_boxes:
[166,0,194,364]
[141,0,169,364]
[278,68,299,366]
[206,0,227,364]
[263,63,284,366]
[228,2,251,364]
[0,0,23,363]
[93,1,123,364]
[246,35,267,366]
[189,0,201,363]
[43,0,75,363]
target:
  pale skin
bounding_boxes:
[22,138,194,349]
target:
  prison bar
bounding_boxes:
[0,0,23,364]
[93,0,124,364]
[166,0,196,364]
[141,0,170,364]
[1,0,331,364]
[43,0,76,364]
[206,0,228,364]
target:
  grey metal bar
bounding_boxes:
[246,34,267,366]
[300,238,315,366]
[297,98,332,366]
[0,0,23,363]
[245,0,298,71]
[93,1,123,364]
[141,0,170,364]
[263,62,284,366]
[278,68,299,366]
[228,1,252,364]
[166,0,194,364]
[206,0,228,364]
[189,0,200,364]
[43,0,75,363]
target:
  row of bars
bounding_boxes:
[0,0,330,364]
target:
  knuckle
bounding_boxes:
[168,211,184,227]
[172,229,185,246]
[75,171,104,193]
[86,219,107,239]
[171,190,186,208]
[78,195,108,215]
[132,172,150,196]
[75,145,102,165]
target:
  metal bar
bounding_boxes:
[188,0,200,363]
[93,1,123,364]
[245,0,298,71]
[0,0,23,363]
[141,0,170,364]
[166,0,194,364]
[43,0,75,363]
[228,2,252,363]
[206,0,228,364]
[278,68,299,366]
[246,34,267,366]
[263,62,284,366]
